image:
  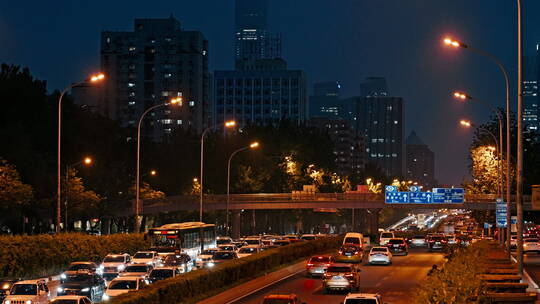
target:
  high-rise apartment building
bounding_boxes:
[347,96,404,178]
[406,131,436,188]
[309,81,342,118]
[235,0,281,66]
[101,17,209,138]
[309,117,365,176]
[360,77,388,97]
[524,55,539,133]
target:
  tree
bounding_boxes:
[63,168,102,222]
[463,146,501,194]
[128,182,165,199]
[234,165,269,193]
[0,158,33,210]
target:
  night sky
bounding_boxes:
[1,1,539,185]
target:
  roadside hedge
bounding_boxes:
[414,241,492,304]
[111,236,343,304]
[0,233,149,278]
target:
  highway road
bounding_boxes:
[232,248,444,304]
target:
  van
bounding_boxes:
[343,232,364,249]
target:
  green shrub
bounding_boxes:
[414,241,493,304]
[112,236,342,304]
[0,233,149,278]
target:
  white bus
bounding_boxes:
[147,222,216,261]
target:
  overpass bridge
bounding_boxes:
[117,193,534,216]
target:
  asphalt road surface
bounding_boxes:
[233,248,444,304]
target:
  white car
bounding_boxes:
[379,231,395,246]
[196,249,218,268]
[102,277,147,302]
[242,237,263,246]
[3,279,50,304]
[118,263,152,278]
[100,254,131,281]
[237,245,261,258]
[300,234,317,241]
[216,236,233,245]
[131,251,160,266]
[50,295,93,304]
[368,246,392,265]
[343,293,384,304]
[217,244,238,252]
[523,238,540,253]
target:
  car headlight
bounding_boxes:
[5,300,11,304]
[25,301,32,304]
[57,287,64,293]
[99,264,104,270]
[60,273,66,279]
[81,287,90,292]
[207,262,215,267]
[117,264,125,271]
[102,294,110,301]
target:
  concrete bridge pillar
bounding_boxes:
[369,209,381,235]
[232,210,241,239]
[250,210,256,235]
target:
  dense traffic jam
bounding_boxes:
[0,228,321,304]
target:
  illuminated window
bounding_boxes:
[162,119,173,124]
[177,120,183,125]
[128,83,135,88]
[189,101,195,107]
[129,46,136,51]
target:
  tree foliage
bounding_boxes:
[0,158,33,210]
[63,168,102,219]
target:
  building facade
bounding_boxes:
[360,77,388,97]
[234,0,281,66]
[405,131,436,189]
[213,69,307,127]
[524,55,539,134]
[309,81,342,119]
[101,17,209,138]
[309,117,365,176]
[348,96,404,178]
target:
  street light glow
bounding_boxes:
[225,120,236,127]
[250,142,259,149]
[150,170,157,176]
[460,120,472,127]
[89,73,105,82]
[453,91,468,100]
[83,157,92,165]
[443,37,462,48]
[169,97,182,105]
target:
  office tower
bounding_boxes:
[101,17,209,139]
[360,77,388,97]
[406,131,436,188]
[309,117,365,176]
[213,67,307,128]
[347,96,404,178]
[235,0,281,65]
[524,55,539,133]
[309,81,342,118]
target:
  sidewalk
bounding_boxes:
[199,260,306,304]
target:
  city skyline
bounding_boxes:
[2,0,540,184]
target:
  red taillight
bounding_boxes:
[307,263,313,267]
[345,273,353,277]
[325,263,331,267]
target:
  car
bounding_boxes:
[217,244,238,252]
[273,239,291,247]
[56,272,106,302]
[322,263,361,293]
[196,249,218,268]
[509,235,518,250]
[232,240,247,248]
[335,244,363,263]
[118,263,152,278]
[379,231,395,246]
[447,234,458,245]
[262,293,305,304]
[131,251,160,266]
[342,293,384,304]
[428,235,448,252]
[60,262,100,282]
[523,238,540,253]
[100,254,131,281]
[50,295,93,304]
[216,236,233,245]
[147,267,180,284]
[300,234,317,241]
[386,238,408,256]
[0,279,18,302]
[368,246,392,265]
[242,237,263,246]
[343,233,365,249]
[237,245,261,258]
[3,279,50,304]
[410,235,427,247]
[162,253,193,273]
[283,235,302,243]
[207,251,238,267]
[102,277,148,302]
[306,256,332,277]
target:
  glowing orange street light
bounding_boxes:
[225,120,236,128]
[453,92,469,100]
[460,120,472,127]
[150,170,157,176]
[250,142,260,149]
[443,37,466,48]
[83,157,92,165]
[169,97,182,105]
[89,73,106,82]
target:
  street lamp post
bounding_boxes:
[516,0,524,276]
[200,120,236,224]
[454,92,504,199]
[135,98,181,233]
[226,142,259,235]
[444,37,512,252]
[57,73,105,233]
[65,157,92,231]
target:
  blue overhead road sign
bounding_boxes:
[409,192,433,203]
[385,191,410,203]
